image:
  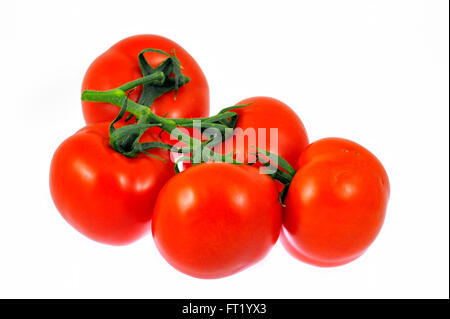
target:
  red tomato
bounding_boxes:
[152,163,282,278]
[282,138,390,267]
[220,97,309,167]
[49,123,174,245]
[82,34,209,123]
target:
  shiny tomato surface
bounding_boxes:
[152,163,282,278]
[282,138,390,267]
[221,97,309,167]
[50,123,174,245]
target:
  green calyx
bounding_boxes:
[253,148,297,206]
[138,48,190,107]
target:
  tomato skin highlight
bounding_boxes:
[282,138,390,267]
[82,34,209,123]
[49,123,174,245]
[151,163,282,279]
[221,96,309,167]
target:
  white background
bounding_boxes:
[0,0,448,298]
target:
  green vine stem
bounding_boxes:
[82,79,242,166]
[83,84,296,205]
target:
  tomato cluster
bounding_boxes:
[50,35,390,279]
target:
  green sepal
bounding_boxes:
[110,123,162,158]
[142,151,167,163]
[278,183,290,207]
[109,93,163,159]
[258,159,293,184]
[217,103,252,128]
[137,48,190,107]
[124,113,134,122]
[255,147,296,176]
[218,103,253,114]
[252,149,296,207]
[253,152,293,183]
